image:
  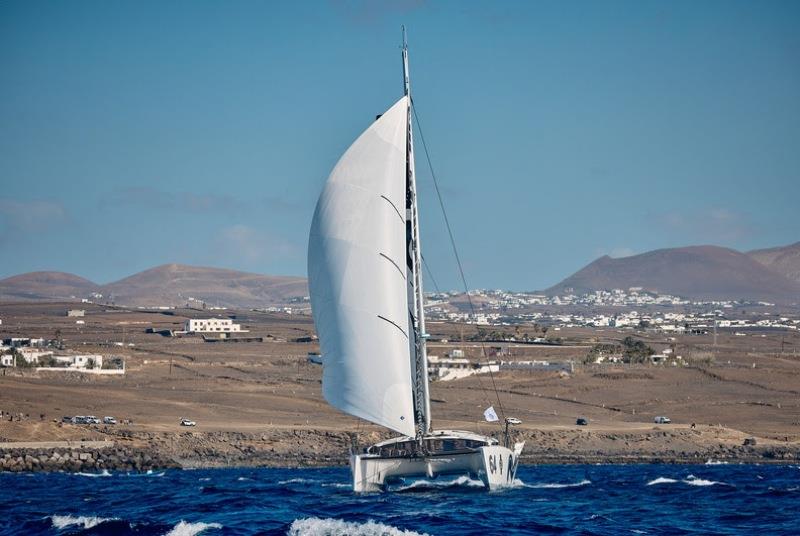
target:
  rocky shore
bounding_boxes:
[1,426,798,473]
[0,445,179,473]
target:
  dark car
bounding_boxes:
[576,417,589,426]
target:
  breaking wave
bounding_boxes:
[164,520,223,536]
[684,475,726,487]
[279,478,320,485]
[50,515,117,530]
[647,477,678,486]
[647,475,728,487]
[74,469,112,477]
[288,517,429,536]
[514,478,591,489]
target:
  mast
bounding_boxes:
[402,26,432,437]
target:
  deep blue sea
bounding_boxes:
[1,464,799,535]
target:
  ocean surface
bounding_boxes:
[1,464,798,535]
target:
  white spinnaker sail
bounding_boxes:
[308,96,416,437]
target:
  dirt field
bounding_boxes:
[1,302,799,466]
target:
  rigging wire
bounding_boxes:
[411,99,507,425]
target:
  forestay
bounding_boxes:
[308,96,416,437]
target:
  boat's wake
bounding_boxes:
[513,478,592,489]
[394,475,486,491]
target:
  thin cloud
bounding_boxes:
[212,224,300,266]
[0,199,67,242]
[654,207,756,243]
[102,187,244,213]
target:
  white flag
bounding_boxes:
[483,406,499,422]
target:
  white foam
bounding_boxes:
[705,459,728,465]
[279,478,319,485]
[646,477,678,486]
[164,520,223,536]
[514,478,591,489]
[237,476,251,481]
[684,475,725,486]
[74,469,112,477]
[50,515,116,530]
[321,482,350,488]
[397,475,485,490]
[287,518,428,536]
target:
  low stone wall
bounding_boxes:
[0,446,180,473]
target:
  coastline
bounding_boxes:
[2,426,798,473]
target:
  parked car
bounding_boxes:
[180,418,196,427]
[62,416,73,423]
[576,417,589,426]
[103,416,117,425]
[654,416,671,424]
[86,415,101,424]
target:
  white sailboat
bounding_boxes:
[308,29,524,492]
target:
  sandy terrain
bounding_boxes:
[1,302,799,468]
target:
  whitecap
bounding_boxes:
[288,517,429,536]
[74,469,112,478]
[705,459,728,465]
[646,477,678,486]
[514,478,591,489]
[237,476,251,481]
[321,482,350,488]
[684,475,725,486]
[278,478,319,485]
[164,520,223,536]
[50,515,116,530]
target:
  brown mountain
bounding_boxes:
[0,271,99,301]
[547,245,800,303]
[747,242,800,283]
[101,264,307,308]
[0,264,308,308]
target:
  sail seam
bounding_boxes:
[377,315,408,339]
[380,195,405,224]
[379,253,406,280]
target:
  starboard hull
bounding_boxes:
[351,441,524,492]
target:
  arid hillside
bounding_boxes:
[548,245,800,302]
[748,242,800,283]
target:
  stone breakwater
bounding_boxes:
[0,445,179,473]
[1,427,798,473]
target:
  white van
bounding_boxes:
[654,416,671,424]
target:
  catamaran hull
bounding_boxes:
[351,442,524,492]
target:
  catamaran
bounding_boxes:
[308,29,524,492]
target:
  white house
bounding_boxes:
[184,318,242,333]
[19,348,53,364]
[53,354,103,369]
[1,354,14,367]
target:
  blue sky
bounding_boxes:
[1,0,798,290]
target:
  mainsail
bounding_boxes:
[308,96,416,437]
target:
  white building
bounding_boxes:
[67,309,85,317]
[1,354,14,367]
[184,318,242,333]
[53,354,103,369]
[19,348,53,364]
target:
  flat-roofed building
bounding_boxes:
[184,318,242,333]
